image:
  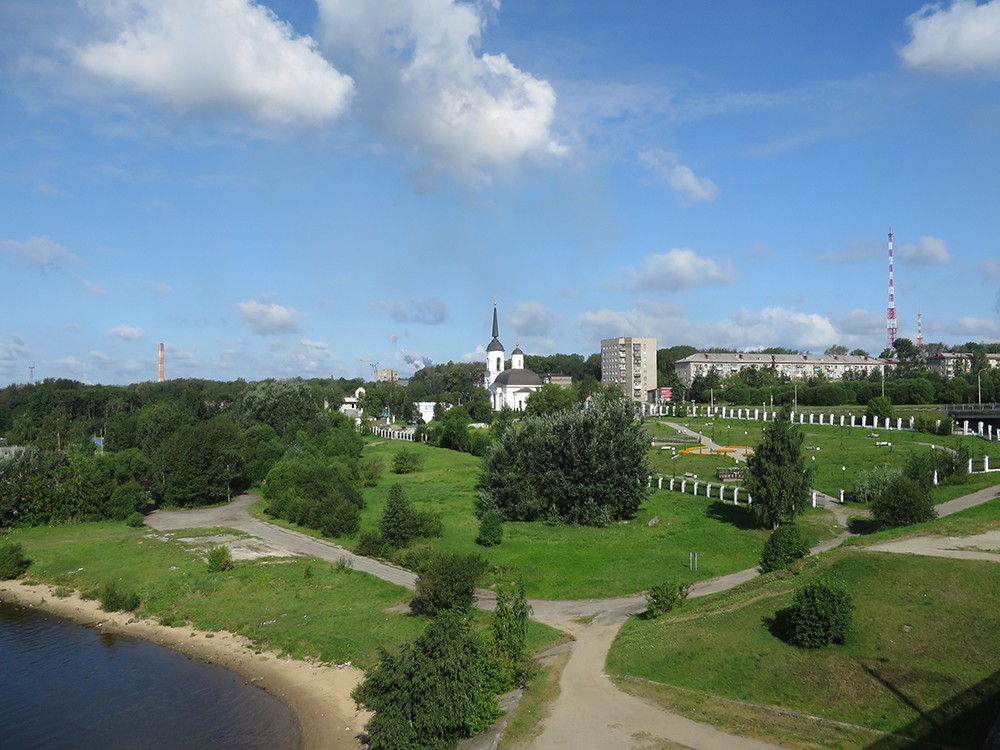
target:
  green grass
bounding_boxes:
[608,547,1000,749]
[354,441,830,599]
[8,521,562,670]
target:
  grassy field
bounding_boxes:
[649,415,1000,498]
[6,521,561,670]
[607,499,1000,749]
[351,441,844,599]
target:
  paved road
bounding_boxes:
[147,477,1000,750]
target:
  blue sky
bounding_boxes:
[2,0,1000,386]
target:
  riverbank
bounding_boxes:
[0,579,369,750]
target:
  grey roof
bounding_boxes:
[487,337,504,353]
[512,345,524,355]
[493,368,542,387]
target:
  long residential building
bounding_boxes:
[925,352,1000,378]
[601,337,657,401]
[674,352,889,386]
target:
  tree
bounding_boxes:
[493,579,531,665]
[743,407,812,529]
[414,552,488,614]
[525,383,576,417]
[380,484,423,548]
[234,378,320,437]
[156,417,242,506]
[824,345,849,356]
[475,511,504,547]
[866,395,894,421]
[352,612,485,750]
[759,524,810,572]
[788,579,853,648]
[870,475,937,527]
[478,394,650,526]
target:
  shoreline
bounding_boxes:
[0,579,370,750]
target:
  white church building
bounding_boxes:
[483,302,543,411]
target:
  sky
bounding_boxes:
[2,0,1000,386]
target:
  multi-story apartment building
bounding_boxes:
[674,352,888,386]
[600,337,657,401]
[925,352,1000,378]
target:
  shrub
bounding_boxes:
[100,580,140,612]
[645,578,691,617]
[206,545,233,572]
[392,544,437,574]
[870,475,937,527]
[759,524,810,573]
[475,511,504,547]
[355,531,391,559]
[788,579,852,648]
[851,464,903,505]
[414,552,488,614]
[866,396,894,421]
[125,512,146,528]
[391,449,424,475]
[318,499,361,537]
[0,541,32,580]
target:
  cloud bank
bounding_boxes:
[900,0,1000,75]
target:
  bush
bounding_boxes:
[206,545,233,572]
[355,531,392,559]
[317,500,361,537]
[788,579,852,648]
[759,524,810,573]
[645,578,691,617]
[392,544,437,574]
[100,580,140,612]
[414,552,488,614]
[0,541,32,580]
[125,512,146,528]
[475,511,504,547]
[870,475,937,527]
[391,448,424,475]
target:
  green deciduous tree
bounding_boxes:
[870,475,937,528]
[352,612,483,750]
[477,394,650,526]
[744,407,812,529]
[788,579,853,648]
[759,524,810,573]
[414,552,488,614]
[524,383,576,417]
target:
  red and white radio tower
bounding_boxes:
[158,343,165,382]
[886,229,898,350]
[917,311,924,348]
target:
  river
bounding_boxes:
[0,598,301,749]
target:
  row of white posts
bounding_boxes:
[645,404,998,442]
[649,475,753,506]
[370,426,422,441]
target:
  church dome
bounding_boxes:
[487,337,504,353]
[492,368,542,387]
[512,345,524,355]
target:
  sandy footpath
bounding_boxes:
[0,579,369,750]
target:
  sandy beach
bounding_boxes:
[0,580,370,750]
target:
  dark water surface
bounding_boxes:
[0,599,301,749]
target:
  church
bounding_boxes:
[483,302,543,411]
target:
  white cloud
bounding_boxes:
[299,338,330,350]
[316,0,563,183]
[900,0,1000,75]
[897,235,953,265]
[507,301,561,338]
[108,324,145,341]
[638,150,718,205]
[78,0,354,124]
[78,277,106,297]
[0,235,79,267]
[982,257,1000,280]
[817,237,880,264]
[236,299,301,334]
[946,315,1000,335]
[629,248,737,291]
[372,298,449,324]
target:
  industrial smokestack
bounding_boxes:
[158,343,164,382]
